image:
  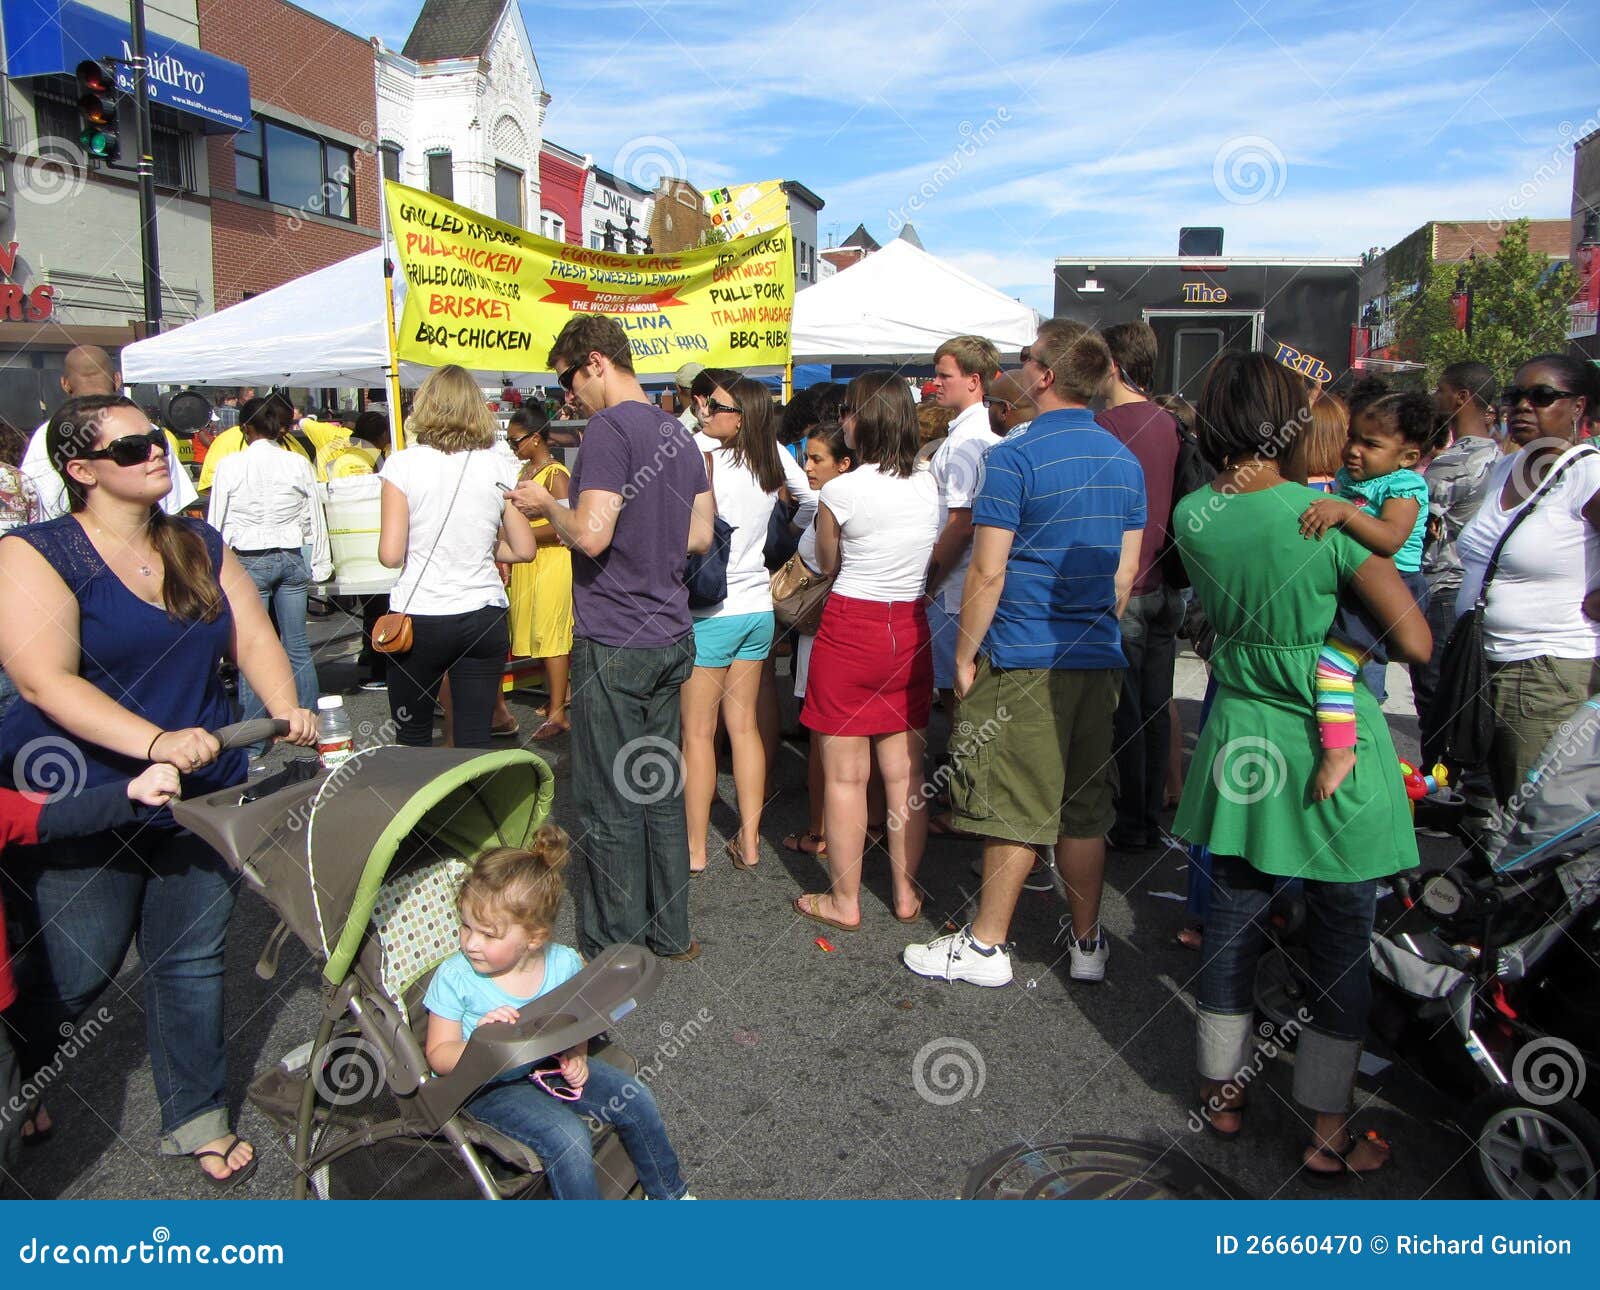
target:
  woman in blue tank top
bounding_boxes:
[0,395,317,1187]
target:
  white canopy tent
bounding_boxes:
[790,239,1040,363]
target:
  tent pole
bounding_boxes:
[783,361,793,403]
[378,178,406,450]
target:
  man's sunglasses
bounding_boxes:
[76,428,167,467]
[706,399,741,417]
[557,362,583,393]
[1500,385,1575,409]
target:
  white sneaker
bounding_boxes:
[902,925,1013,987]
[1069,929,1109,983]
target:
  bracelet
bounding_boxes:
[146,731,163,761]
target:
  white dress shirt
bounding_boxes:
[207,437,333,582]
[23,420,198,520]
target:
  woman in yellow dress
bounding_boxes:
[505,408,573,740]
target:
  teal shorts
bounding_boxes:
[692,611,775,668]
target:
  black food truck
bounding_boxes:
[1053,235,1361,397]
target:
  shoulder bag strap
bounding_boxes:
[397,451,473,615]
[1476,445,1598,609]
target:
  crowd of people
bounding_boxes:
[0,314,1595,1196]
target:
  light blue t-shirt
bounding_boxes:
[423,944,583,1039]
[1333,466,1429,573]
[972,409,1146,670]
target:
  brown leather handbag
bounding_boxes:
[372,454,473,655]
[770,552,833,636]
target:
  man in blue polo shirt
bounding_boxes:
[903,320,1145,988]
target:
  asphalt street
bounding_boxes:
[9,606,1481,1201]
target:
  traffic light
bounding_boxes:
[75,59,119,162]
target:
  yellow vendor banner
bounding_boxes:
[384,179,795,374]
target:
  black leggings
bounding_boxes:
[386,606,509,748]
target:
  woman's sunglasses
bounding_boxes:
[529,1062,580,1101]
[76,428,167,467]
[706,399,741,417]
[1500,385,1575,409]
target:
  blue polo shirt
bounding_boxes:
[973,409,1146,670]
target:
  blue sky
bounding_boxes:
[303,0,1597,312]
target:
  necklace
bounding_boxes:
[87,519,156,577]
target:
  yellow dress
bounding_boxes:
[508,460,574,658]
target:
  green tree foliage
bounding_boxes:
[1395,219,1578,388]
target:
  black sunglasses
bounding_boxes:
[1500,384,1575,409]
[557,362,584,393]
[76,428,167,467]
[706,399,741,417]
[506,429,541,448]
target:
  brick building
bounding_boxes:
[199,0,380,310]
[1569,130,1600,360]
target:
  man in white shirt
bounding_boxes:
[675,361,705,434]
[925,335,1001,712]
[21,345,197,519]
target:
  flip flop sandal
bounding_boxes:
[1297,1128,1392,1189]
[893,901,924,925]
[782,831,827,857]
[194,1135,258,1189]
[726,838,758,872]
[1194,1097,1246,1140]
[530,720,567,742]
[793,893,859,932]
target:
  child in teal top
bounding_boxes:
[1299,392,1436,799]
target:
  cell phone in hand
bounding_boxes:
[495,481,512,492]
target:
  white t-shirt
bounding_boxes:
[1455,445,1600,662]
[696,447,779,619]
[929,402,999,610]
[23,420,197,519]
[820,462,940,603]
[380,445,516,616]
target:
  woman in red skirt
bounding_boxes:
[795,372,940,930]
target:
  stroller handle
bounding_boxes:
[211,718,292,750]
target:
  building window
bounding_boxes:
[590,232,606,250]
[233,116,355,221]
[494,163,524,227]
[151,123,192,190]
[539,211,564,242]
[381,143,401,183]
[427,150,453,199]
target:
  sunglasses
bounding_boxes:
[529,1062,580,1102]
[557,362,584,393]
[76,428,167,467]
[1500,385,1575,409]
[706,399,741,417]
[506,430,540,448]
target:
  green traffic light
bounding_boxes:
[79,126,118,160]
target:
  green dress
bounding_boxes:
[1171,482,1419,882]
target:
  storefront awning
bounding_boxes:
[2,0,250,132]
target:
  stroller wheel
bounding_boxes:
[1251,946,1310,1047]
[1467,1089,1600,1200]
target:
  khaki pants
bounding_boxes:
[1487,654,1599,803]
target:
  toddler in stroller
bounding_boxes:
[424,829,693,1200]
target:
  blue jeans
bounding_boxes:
[1112,586,1184,844]
[5,829,238,1153]
[236,550,318,733]
[1196,855,1377,1113]
[570,635,696,958]
[467,1058,687,1199]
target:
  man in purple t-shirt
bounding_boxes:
[1095,322,1183,852]
[513,316,714,960]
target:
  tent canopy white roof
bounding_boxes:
[790,239,1039,363]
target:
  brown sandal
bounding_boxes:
[793,893,859,932]
[782,831,827,857]
[193,1135,258,1189]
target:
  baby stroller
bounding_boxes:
[1257,700,1600,1199]
[171,719,663,1200]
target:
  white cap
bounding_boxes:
[316,695,344,710]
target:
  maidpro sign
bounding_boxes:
[1,0,250,132]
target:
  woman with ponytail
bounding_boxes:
[0,394,317,1186]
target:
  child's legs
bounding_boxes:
[575,1057,687,1199]
[466,1080,603,1199]
[1316,592,1382,751]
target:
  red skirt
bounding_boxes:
[801,593,932,736]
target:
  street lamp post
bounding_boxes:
[129,0,162,336]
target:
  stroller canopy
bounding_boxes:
[171,747,555,984]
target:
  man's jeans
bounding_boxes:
[1111,586,1184,845]
[570,635,696,958]
[1196,855,1377,1114]
[467,1057,687,1199]
[5,829,238,1154]
[236,550,319,728]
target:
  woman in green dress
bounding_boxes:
[1173,354,1431,1186]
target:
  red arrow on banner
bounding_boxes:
[539,280,687,314]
